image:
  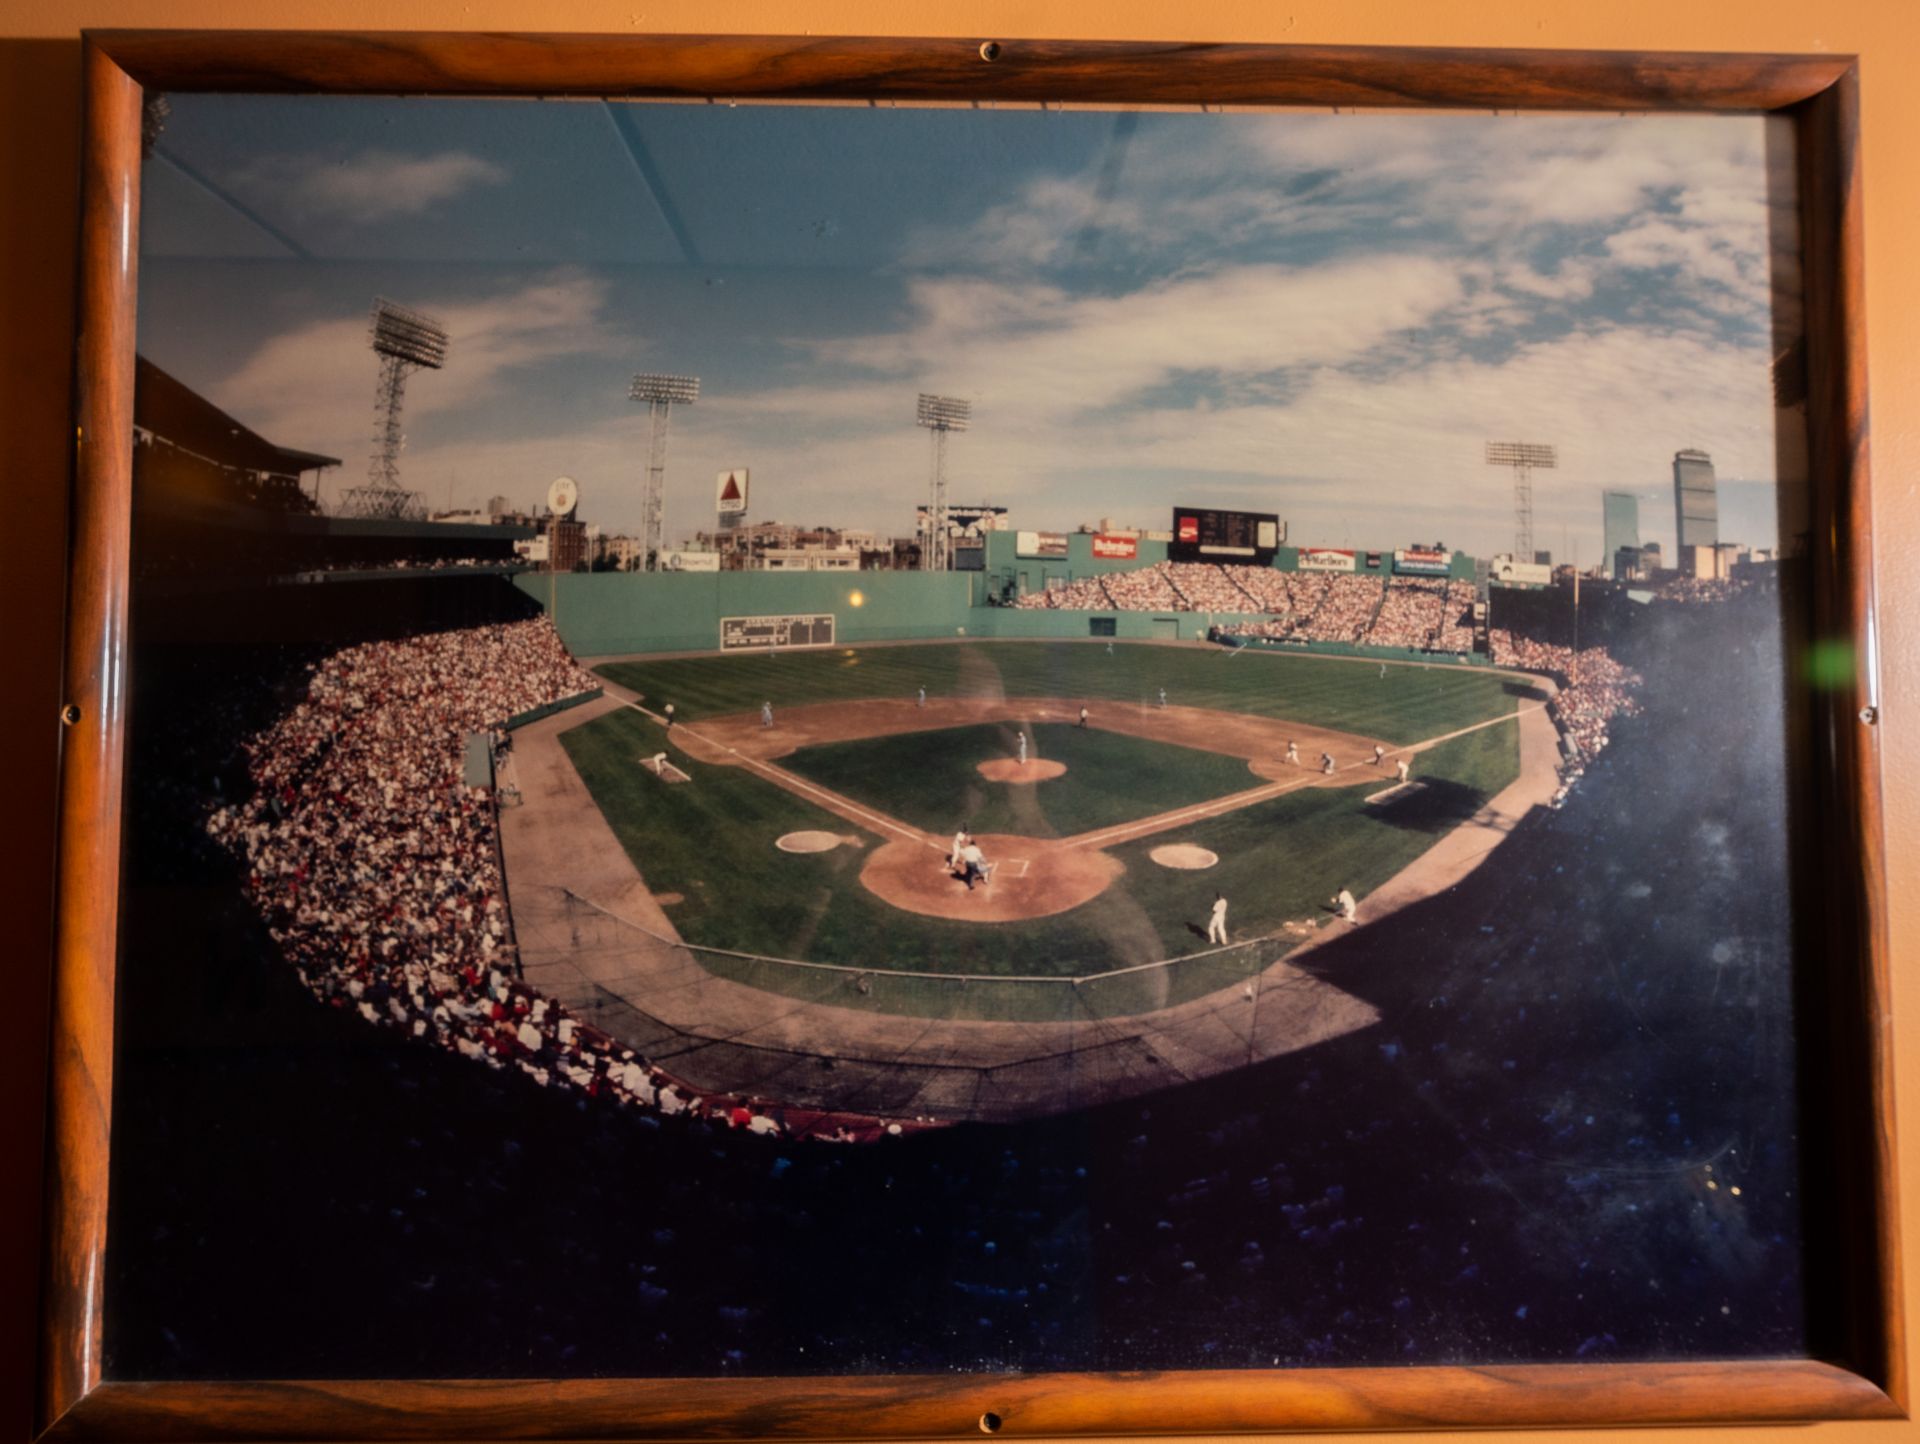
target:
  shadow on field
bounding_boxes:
[1368,777,1486,834]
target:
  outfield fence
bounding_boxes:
[551,885,1327,1024]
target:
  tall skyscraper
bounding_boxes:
[1673,449,1718,569]
[1603,491,1641,579]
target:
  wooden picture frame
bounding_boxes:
[40,31,1896,1439]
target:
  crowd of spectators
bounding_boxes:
[1018,575,1116,609]
[1488,628,1644,764]
[1009,562,1488,655]
[203,617,914,1143]
[1096,564,1184,610]
[1363,578,1478,652]
[281,555,527,578]
[1163,562,1259,611]
[1655,576,1750,604]
[1298,574,1384,642]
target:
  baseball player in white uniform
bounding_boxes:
[1372,743,1386,766]
[1285,740,1299,765]
[917,686,927,708]
[1335,887,1358,923]
[761,701,774,727]
[1017,731,1028,765]
[1207,893,1229,945]
[1396,756,1411,784]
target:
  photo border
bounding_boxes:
[39,31,1898,1438]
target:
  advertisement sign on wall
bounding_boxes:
[1297,547,1357,573]
[1091,533,1139,560]
[1016,530,1070,558]
[1492,557,1553,586]
[662,549,722,572]
[1393,547,1453,576]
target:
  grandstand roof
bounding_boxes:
[135,355,340,477]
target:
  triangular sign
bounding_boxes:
[720,475,742,502]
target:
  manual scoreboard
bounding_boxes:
[720,613,837,651]
[1169,508,1284,563]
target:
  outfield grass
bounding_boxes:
[780,721,1260,838]
[596,640,1520,745]
[554,696,1522,1021]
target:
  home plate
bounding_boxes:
[777,831,843,853]
[1150,843,1219,870]
[1366,780,1427,805]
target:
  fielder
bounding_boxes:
[1396,756,1411,784]
[1372,743,1386,766]
[1017,731,1028,765]
[1285,740,1299,765]
[761,701,774,727]
[917,686,927,708]
[1078,705,1090,729]
[1157,687,1167,708]
[1321,751,1336,775]
[1207,892,1229,945]
[1334,887,1358,923]
[663,702,675,730]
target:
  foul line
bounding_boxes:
[619,698,940,852]
[1066,701,1549,851]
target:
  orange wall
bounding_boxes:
[3,2,1916,1441]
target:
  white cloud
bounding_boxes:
[232,148,507,224]
[213,270,620,469]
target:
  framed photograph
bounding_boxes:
[41,31,1895,1440]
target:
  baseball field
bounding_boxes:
[550,640,1530,1020]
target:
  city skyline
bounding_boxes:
[138,97,1803,563]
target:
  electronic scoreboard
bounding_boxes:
[1169,508,1284,563]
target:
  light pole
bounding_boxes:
[1485,441,1557,562]
[916,393,971,572]
[344,298,449,520]
[631,372,700,571]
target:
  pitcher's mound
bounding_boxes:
[777,831,843,854]
[977,757,1066,783]
[1150,843,1219,870]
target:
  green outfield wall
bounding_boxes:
[516,569,977,656]
[520,570,1481,661]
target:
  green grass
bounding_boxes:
[780,721,1260,838]
[554,694,1523,1021]
[596,639,1522,745]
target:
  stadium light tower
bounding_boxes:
[916,393,972,572]
[343,298,449,520]
[630,372,700,570]
[1485,441,1557,560]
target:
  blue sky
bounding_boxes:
[138,96,1803,561]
